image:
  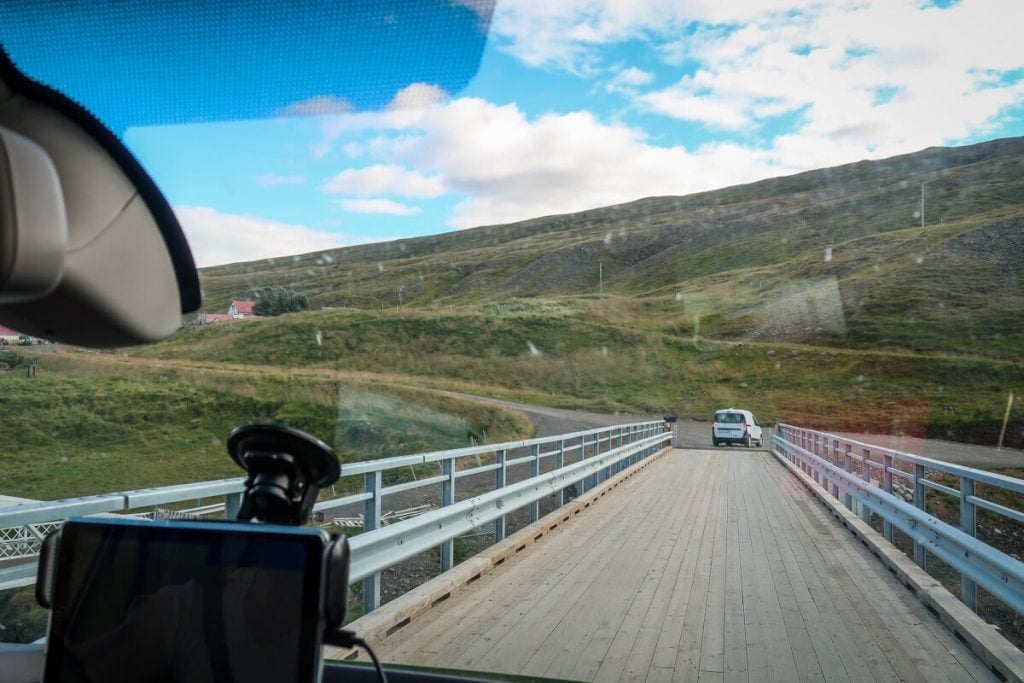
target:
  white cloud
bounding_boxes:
[489,0,821,71]
[637,0,1024,153]
[605,66,654,94]
[175,206,350,267]
[373,97,790,228]
[304,0,1024,233]
[339,198,421,216]
[388,83,449,110]
[276,95,353,117]
[322,163,446,198]
[255,173,305,187]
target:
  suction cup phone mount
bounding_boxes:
[227,424,341,526]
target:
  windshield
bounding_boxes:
[2,0,1024,676]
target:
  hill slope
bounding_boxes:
[131,137,1024,448]
[197,137,1024,359]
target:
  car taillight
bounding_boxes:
[742,421,748,428]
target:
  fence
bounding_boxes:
[0,420,671,614]
[772,424,1024,618]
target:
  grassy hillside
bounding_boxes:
[197,138,1024,310]
[137,297,1024,449]
[143,138,1024,449]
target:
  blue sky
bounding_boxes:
[93,1,1024,265]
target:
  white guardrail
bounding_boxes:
[0,420,671,614]
[772,424,1024,618]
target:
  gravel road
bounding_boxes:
[837,432,1024,469]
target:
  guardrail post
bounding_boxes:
[860,449,872,523]
[913,463,927,570]
[529,444,540,523]
[827,440,835,499]
[603,430,613,480]
[441,458,455,572]
[843,444,854,511]
[494,449,507,543]
[224,492,242,520]
[578,435,588,495]
[806,436,815,479]
[960,476,977,611]
[363,470,382,614]
[555,440,565,507]
[882,454,894,542]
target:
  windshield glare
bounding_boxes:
[2,0,1024,675]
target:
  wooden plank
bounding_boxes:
[757,467,860,683]
[722,463,748,683]
[621,456,719,682]
[736,456,772,683]
[746,460,826,683]
[769,452,986,683]
[674,475,721,680]
[774,489,919,683]
[764,456,895,682]
[742,457,800,682]
[696,478,728,678]
[540,462,702,681]
[647,464,718,673]
[578,457,718,682]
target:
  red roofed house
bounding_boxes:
[228,300,257,319]
[0,325,22,344]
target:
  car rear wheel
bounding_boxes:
[743,433,752,448]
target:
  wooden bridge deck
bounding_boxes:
[371,449,997,682]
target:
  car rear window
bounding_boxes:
[716,412,744,423]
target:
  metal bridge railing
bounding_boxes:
[0,420,671,615]
[772,424,1024,619]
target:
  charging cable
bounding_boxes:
[325,629,388,683]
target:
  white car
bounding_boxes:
[712,409,763,447]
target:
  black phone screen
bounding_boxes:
[43,517,326,683]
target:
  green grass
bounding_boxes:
[136,300,1024,450]
[0,355,532,500]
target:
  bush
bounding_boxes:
[253,287,310,317]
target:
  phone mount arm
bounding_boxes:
[226,424,341,526]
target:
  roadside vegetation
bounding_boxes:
[0,353,531,499]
